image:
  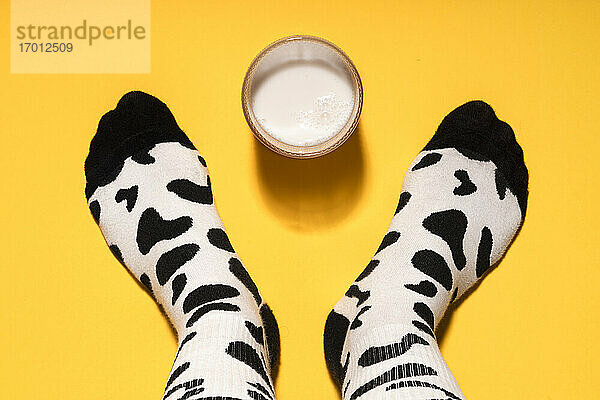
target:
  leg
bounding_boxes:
[85,91,280,400]
[324,101,528,399]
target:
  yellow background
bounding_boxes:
[1,1,599,399]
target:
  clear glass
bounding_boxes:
[242,35,363,159]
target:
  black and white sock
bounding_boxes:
[85,91,280,400]
[324,101,528,400]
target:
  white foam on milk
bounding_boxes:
[250,45,355,147]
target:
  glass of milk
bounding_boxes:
[242,35,363,158]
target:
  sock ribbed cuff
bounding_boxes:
[343,323,464,400]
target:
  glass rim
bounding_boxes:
[241,35,363,159]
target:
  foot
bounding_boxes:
[85,91,280,400]
[324,101,528,400]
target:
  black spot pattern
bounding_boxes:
[248,389,269,400]
[345,285,370,306]
[412,152,442,171]
[324,311,351,388]
[405,280,438,298]
[245,321,264,345]
[165,362,190,390]
[422,210,467,270]
[109,244,125,265]
[495,168,507,200]
[453,170,476,196]
[186,302,241,328]
[350,363,438,400]
[89,200,100,222]
[178,388,205,399]
[156,243,199,285]
[177,332,197,357]
[259,303,280,374]
[343,380,351,399]
[225,341,273,392]
[136,208,192,255]
[375,231,400,254]
[412,320,435,338]
[171,274,187,305]
[163,379,204,399]
[183,284,240,314]
[140,273,153,294]
[414,302,435,331]
[207,228,234,253]
[229,257,262,305]
[131,149,155,164]
[350,306,371,330]
[476,226,493,277]
[358,333,429,367]
[167,178,213,205]
[356,260,379,282]
[197,155,207,167]
[395,192,412,215]
[248,391,269,400]
[115,185,138,212]
[247,381,273,400]
[411,250,453,291]
[385,380,461,400]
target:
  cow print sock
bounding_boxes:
[324,101,528,400]
[85,91,280,400]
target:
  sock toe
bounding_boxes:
[438,100,497,132]
[85,91,194,199]
[424,100,529,217]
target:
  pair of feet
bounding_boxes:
[85,92,528,400]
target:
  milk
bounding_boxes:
[250,41,355,147]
